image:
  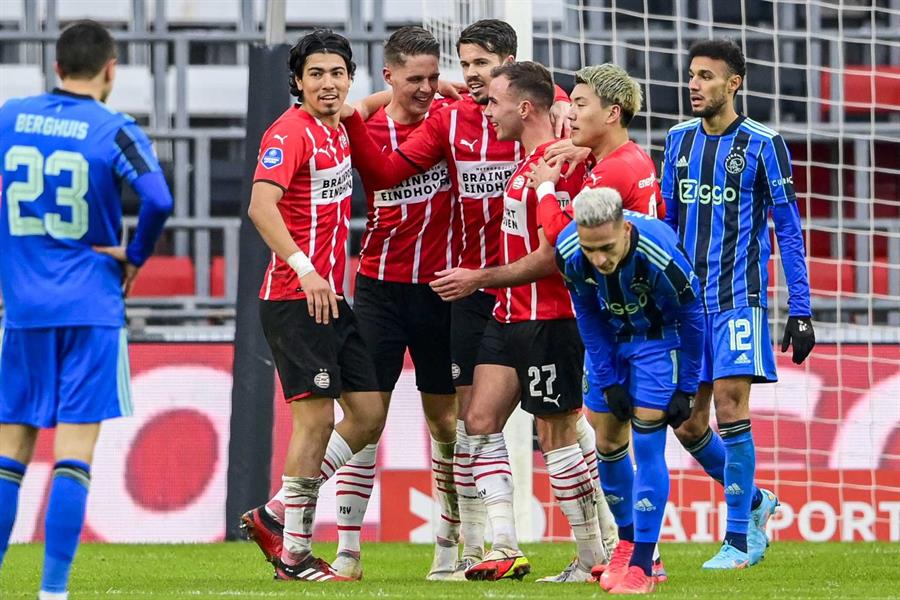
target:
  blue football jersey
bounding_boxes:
[660,116,801,313]
[0,89,164,328]
[556,212,705,392]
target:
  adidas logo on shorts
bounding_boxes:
[735,353,752,365]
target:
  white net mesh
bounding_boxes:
[427,0,900,543]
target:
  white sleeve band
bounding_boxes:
[537,181,558,201]
[287,251,316,278]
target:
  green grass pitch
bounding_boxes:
[3,541,899,599]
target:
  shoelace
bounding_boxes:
[558,559,579,579]
[608,541,634,571]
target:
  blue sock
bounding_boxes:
[720,421,755,553]
[685,427,764,511]
[41,460,91,594]
[0,456,27,569]
[631,418,669,576]
[597,443,634,536]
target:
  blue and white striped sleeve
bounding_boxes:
[660,132,679,231]
[761,134,797,206]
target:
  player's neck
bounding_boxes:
[59,79,104,102]
[301,104,340,128]
[591,128,629,162]
[702,105,740,135]
[384,100,426,125]
[520,119,556,155]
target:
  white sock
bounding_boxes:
[335,443,377,556]
[264,487,287,523]
[432,437,460,544]
[470,432,517,550]
[320,429,354,480]
[38,592,68,600]
[576,413,618,553]
[454,419,486,557]
[545,443,606,569]
[281,475,322,564]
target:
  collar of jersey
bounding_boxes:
[699,114,746,138]
[52,87,94,101]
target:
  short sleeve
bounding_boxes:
[253,123,312,190]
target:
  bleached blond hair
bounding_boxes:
[574,63,643,126]
[573,187,624,227]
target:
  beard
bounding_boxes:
[691,94,727,119]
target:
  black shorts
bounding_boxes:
[259,298,379,400]
[450,290,496,387]
[353,274,454,395]
[476,318,584,416]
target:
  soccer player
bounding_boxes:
[333,26,459,581]
[342,20,574,578]
[240,29,386,582]
[430,61,607,583]
[661,39,815,569]
[0,20,173,600]
[529,63,665,245]
[556,187,704,594]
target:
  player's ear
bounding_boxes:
[728,73,743,96]
[382,66,392,86]
[608,104,621,125]
[54,61,64,81]
[105,58,117,83]
[503,54,515,65]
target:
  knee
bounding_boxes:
[463,407,502,436]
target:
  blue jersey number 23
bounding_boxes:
[4,144,89,239]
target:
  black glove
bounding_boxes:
[603,384,633,422]
[781,316,816,364]
[667,390,694,429]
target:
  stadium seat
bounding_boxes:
[166,65,249,117]
[131,256,196,297]
[211,256,226,297]
[820,66,900,116]
[106,65,154,116]
[0,65,43,105]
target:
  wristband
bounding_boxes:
[287,251,315,278]
[537,181,557,200]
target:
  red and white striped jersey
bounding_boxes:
[493,140,584,323]
[538,140,664,245]
[346,88,569,275]
[357,105,454,284]
[254,107,353,300]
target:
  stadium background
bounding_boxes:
[0,0,898,547]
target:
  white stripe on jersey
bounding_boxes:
[479,112,490,269]
[449,110,468,264]
[412,199,432,283]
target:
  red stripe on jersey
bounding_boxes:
[253,107,353,300]
[493,141,581,323]
[357,107,454,284]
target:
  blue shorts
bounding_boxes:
[0,326,133,428]
[701,307,777,384]
[583,340,680,412]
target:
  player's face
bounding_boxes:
[298,53,352,119]
[484,75,523,142]
[688,56,739,119]
[568,83,617,149]
[384,53,440,119]
[458,43,508,105]
[577,219,631,274]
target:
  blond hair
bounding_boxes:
[575,63,642,126]
[573,187,624,227]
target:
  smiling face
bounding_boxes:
[577,219,632,275]
[297,52,352,120]
[384,53,440,119]
[688,56,740,119]
[457,43,508,105]
[568,82,619,150]
[483,74,524,142]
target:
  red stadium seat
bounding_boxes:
[130,256,195,296]
[211,256,226,297]
[820,66,900,116]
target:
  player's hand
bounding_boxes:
[93,245,140,297]
[526,157,562,189]
[438,79,467,101]
[666,390,694,429]
[781,316,815,364]
[543,138,591,173]
[300,271,341,325]
[430,268,483,302]
[550,100,572,138]
[603,384,633,422]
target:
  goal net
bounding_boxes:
[427,0,900,544]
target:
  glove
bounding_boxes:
[603,384,633,422]
[781,316,816,364]
[667,390,694,429]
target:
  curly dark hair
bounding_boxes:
[689,38,746,87]
[288,29,356,99]
[456,19,517,59]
